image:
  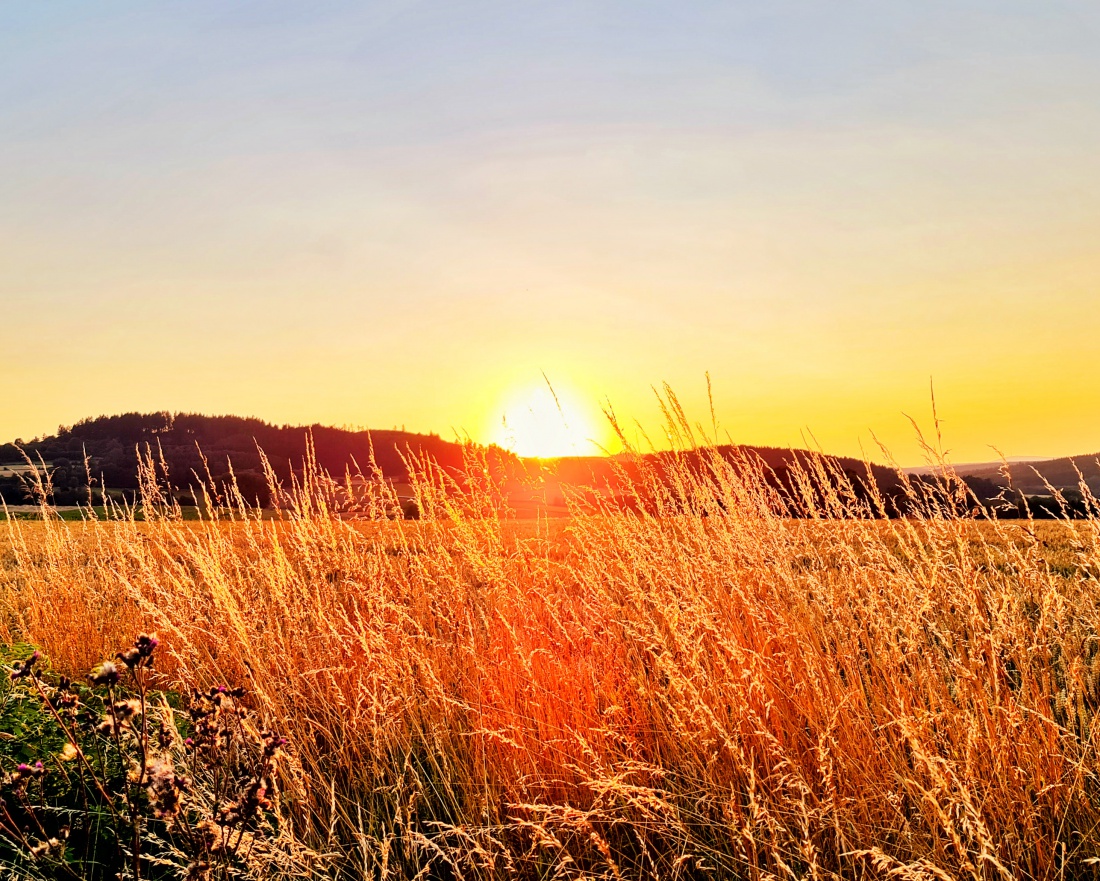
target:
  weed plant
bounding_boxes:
[0,638,312,880]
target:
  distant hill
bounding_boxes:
[905,457,1051,476]
[524,446,911,517]
[543,446,903,497]
[0,412,478,505]
[937,454,1100,495]
[0,411,942,515]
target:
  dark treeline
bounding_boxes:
[0,412,473,506]
[0,412,1093,518]
[943,455,1100,497]
[536,447,1089,519]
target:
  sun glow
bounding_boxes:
[490,381,604,459]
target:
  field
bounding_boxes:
[2,446,1100,880]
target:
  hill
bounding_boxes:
[0,412,476,506]
[0,411,931,515]
[920,454,1100,496]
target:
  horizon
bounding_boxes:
[3,3,1099,463]
[2,407,1095,471]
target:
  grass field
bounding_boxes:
[2,439,1100,879]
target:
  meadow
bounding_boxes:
[2,430,1100,880]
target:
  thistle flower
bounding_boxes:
[260,731,287,760]
[88,660,121,687]
[28,836,64,858]
[10,651,39,681]
[112,698,142,719]
[117,633,159,669]
[147,759,189,821]
[156,721,174,750]
[8,761,45,789]
[185,858,213,881]
[96,718,123,737]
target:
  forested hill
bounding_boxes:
[949,454,1100,495]
[2,411,938,513]
[547,447,902,488]
[0,413,474,504]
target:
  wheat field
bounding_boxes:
[2,430,1100,880]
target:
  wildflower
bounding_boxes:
[195,817,220,850]
[10,651,39,681]
[112,698,142,720]
[261,731,287,760]
[56,688,79,710]
[185,858,213,881]
[28,836,64,858]
[220,771,277,827]
[146,758,189,820]
[8,761,45,789]
[117,633,159,669]
[156,721,174,749]
[96,717,125,737]
[88,660,120,687]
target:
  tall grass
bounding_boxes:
[2,398,1100,879]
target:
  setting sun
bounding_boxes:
[489,381,604,459]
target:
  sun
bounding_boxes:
[490,381,603,459]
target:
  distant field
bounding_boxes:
[3,452,1100,880]
[0,505,207,522]
[0,504,103,521]
[0,463,49,477]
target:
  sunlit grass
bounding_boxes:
[2,397,1099,879]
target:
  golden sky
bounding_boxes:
[2,3,1099,464]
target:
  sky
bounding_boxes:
[2,1,1099,464]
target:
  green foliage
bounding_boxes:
[0,639,300,880]
[0,645,68,767]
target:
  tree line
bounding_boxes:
[0,412,471,506]
[0,412,1092,518]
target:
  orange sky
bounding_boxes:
[3,3,1099,465]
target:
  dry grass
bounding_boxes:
[2,423,1100,879]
